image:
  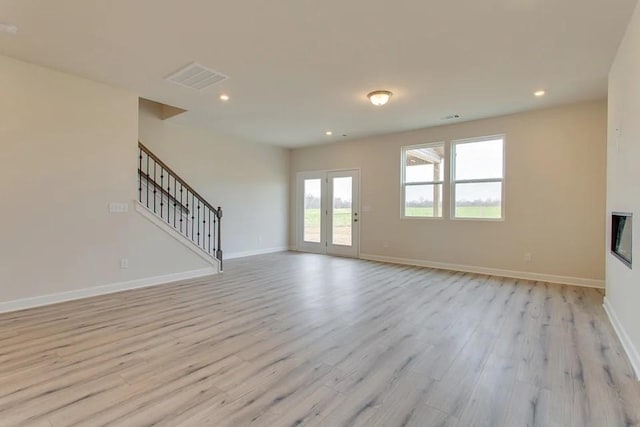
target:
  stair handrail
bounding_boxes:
[139,142,220,216]
[138,141,223,270]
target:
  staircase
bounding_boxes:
[137,142,223,271]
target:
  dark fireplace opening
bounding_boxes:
[611,212,632,269]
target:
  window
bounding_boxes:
[451,136,504,219]
[401,142,445,217]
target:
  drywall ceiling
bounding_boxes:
[0,0,636,147]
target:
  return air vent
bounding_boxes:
[165,62,228,90]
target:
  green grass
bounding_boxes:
[454,206,501,219]
[304,208,351,227]
[405,206,501,219]
[405,207,435,217]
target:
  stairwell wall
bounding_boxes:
[0,54,212,307]
[138,99,290,259]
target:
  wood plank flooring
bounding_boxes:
[0,252,638,426]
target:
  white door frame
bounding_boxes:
[296,169,361,257]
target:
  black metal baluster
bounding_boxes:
[210,208,214,256]
[153,161,157,213]
[208,209,211,255]
[165,172,170,224]
[191,193,195,242]
[180,184,184,233]
[146,153,150,208]
[185,190,189,237]
[173,176,177,228]
[138,148,142,203]
[197,201,201,246]
[202,206,206,251]
[216,207,223,270]
[160,167,164,219]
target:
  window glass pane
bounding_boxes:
[405,144,445,183]
[405,184,443,217]
[332,177,352,246]
[454,182,502,219]
[303,179,321,242]
[454,138,503,180]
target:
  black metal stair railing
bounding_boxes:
[138,142,223,269]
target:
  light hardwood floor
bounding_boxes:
[0,252,639,427]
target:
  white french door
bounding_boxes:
[297,170,360,257]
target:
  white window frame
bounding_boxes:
[450,135,506,221]
[401,142,446,219]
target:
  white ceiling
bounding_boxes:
[0,0,636,147]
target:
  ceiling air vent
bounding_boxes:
[165,62,228,90]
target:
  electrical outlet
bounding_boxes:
[524,253,532,263]
[120,258,129,269]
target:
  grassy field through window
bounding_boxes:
[406,206,501,218]
[304,205,502,236]
[304,208,353,244]
[304,209,353,226]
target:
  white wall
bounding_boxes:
[606,0,640,377]
[0,55,212,306]
[138,99,289,259]
[291,100,607,286]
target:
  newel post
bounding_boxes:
[216,207,223,271]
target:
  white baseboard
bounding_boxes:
[135,201,219,269]
[225,246,289,260]
[0,267,217,314]
[359,253,605,289]
[603,297,640,380]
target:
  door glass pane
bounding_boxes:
[332,177,352,246]
[454,182,502,219]
[303,179,321,243]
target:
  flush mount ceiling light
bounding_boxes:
[534,90,546,97]
[325,131,333,136]
[367,90,393,106]
[219,94,230,101]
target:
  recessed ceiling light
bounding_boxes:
[534,90,546,97]
[325,131,333,136]
[0,23,18,35]
[367,90,393,106]
[219,94,230,101]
